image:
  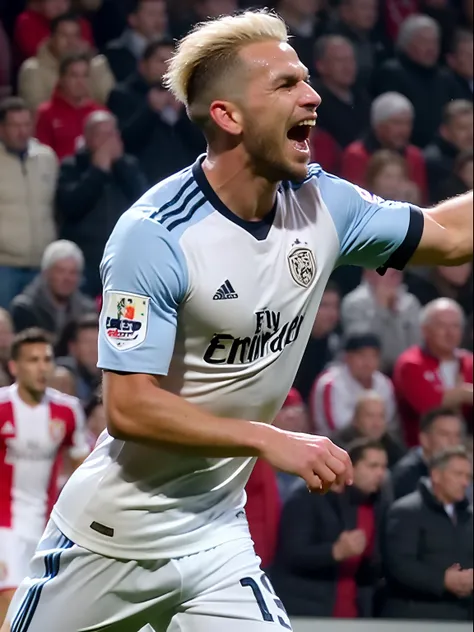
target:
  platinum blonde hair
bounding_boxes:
[164,10,288,109]
[420,297,465,327]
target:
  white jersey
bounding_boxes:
[0,385,89,541]
[53,158,423,559]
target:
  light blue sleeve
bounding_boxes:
[97,208,188,375]
[317,171,424,270]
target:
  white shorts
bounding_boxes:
[7,520,293,631]
[0,529,38,593]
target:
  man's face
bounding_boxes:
[51,20,83,58]
[423,307,463,356]
[345,347,380,383]
[355,399,387,440]
[311,289,340,336]
[407,27,440,67]
[421,415,463,457]
[340,0,378,31]
[224,41,320,182]
[9,343,54,397]
[45,258,81,299]
[141,46,174,85]
[70,327,99,374]
[432,457,472,503]
[60,61,90,102]
[353,448,388,494]
[129,0,168,39]
[0,109,33,153]
[449,38,473,79]
[443,112,473,151]
[41,0,70,19]
[375,112,413,150]
[316,40,357,89]
[0,314,13,363]
[86,118,121,153]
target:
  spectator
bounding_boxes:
[49,364,76,395]
[56,110,147,296]
[365,150,420,203]
[104,0,168,82]
[405,261,473,316]
[0,97,58,309]
[326,0,381,88]
[393,298,473,447]
[0,21,11,99]
[10,240,96,342]
[108,39,205,185]
[312,35,371,149]
[382,446,473,621]
[293,282,341,404]
[245,459,282,571]
[18,12,115,111]
[391,406,464,500]
[0,309,14,387]
[84,388,106,448]
[14,0,94,62]
[334,391,406,469]
[271,438,389,617]
[341,268,422,375]
[310,333,396,436]
[309,127,342,174]
[443,29,473,102]
[171,0,239,42]
[341,92,428,200]
[373,15,451,147]
[437,149,474,200]
[273,388,312,502]
[275,0,327,71]
[423,100,473,203]
[35,52,106,159]
[56,313,100,404]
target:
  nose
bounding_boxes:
[301,81,321,111]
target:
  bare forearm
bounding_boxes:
[429,191,473,264]
[103,372,273,457]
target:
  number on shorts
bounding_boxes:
[240,574,292,629]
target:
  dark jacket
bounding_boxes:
[270,484,387,617]
[56,355,100,406]
[10,275,96,338]
[440,67,473,103]
[423,135,460,203]
[382,479,473,621]
[103,30,141,83]
[334,425,406,469]
[56,149,148,297]
[391,448,428,500]
[373,54,451,147]
[107,73,205,186]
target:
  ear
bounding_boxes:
[209,101,243,136]
[7,359,17,379]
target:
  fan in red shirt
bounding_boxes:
[394,298,473,447]
[35,52,107,160]
[14,0,95,63]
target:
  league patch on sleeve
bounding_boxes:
[103,291,150,350]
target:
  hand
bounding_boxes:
[373,282,398,310]
[333,530,367,561]
[148,87,169,113]
[444,565,474,597]
[92,141,113,171]
[260,429,353,493]
[107,135,124,162]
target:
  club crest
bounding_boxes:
[287,246,316,288]
[103,291,149,350]
[49,419,66,443]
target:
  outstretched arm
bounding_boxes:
[410,191,473,266]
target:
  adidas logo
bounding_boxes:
[213,280,238,301]
[0,421,14,435]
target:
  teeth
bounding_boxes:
[297,119,316,126]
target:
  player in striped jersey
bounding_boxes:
[4,10,473,632]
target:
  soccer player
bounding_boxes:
[0,329,89,625]
[4,10,473,632]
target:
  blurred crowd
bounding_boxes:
[0,0,473,624]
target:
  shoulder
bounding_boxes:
[29,139,57,161]
[390,489,423,515]
[0,385,14,405]
[405,144,425,161]
[90,53,110,70]
[343,140,366,156]
[45,387,81,412]
[19,56,39,72]
[392,448,422,473]
[395,345,423,366]
[342,284,368,305]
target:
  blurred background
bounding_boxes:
[0,0,472,627]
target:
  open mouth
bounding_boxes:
[287,119,316,151]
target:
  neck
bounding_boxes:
[60,90,86,107]
[322,79,353,102]
[432,483,455,506]
[17,383,43,406]
[427,343,456,362]
[202,149,279,221]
